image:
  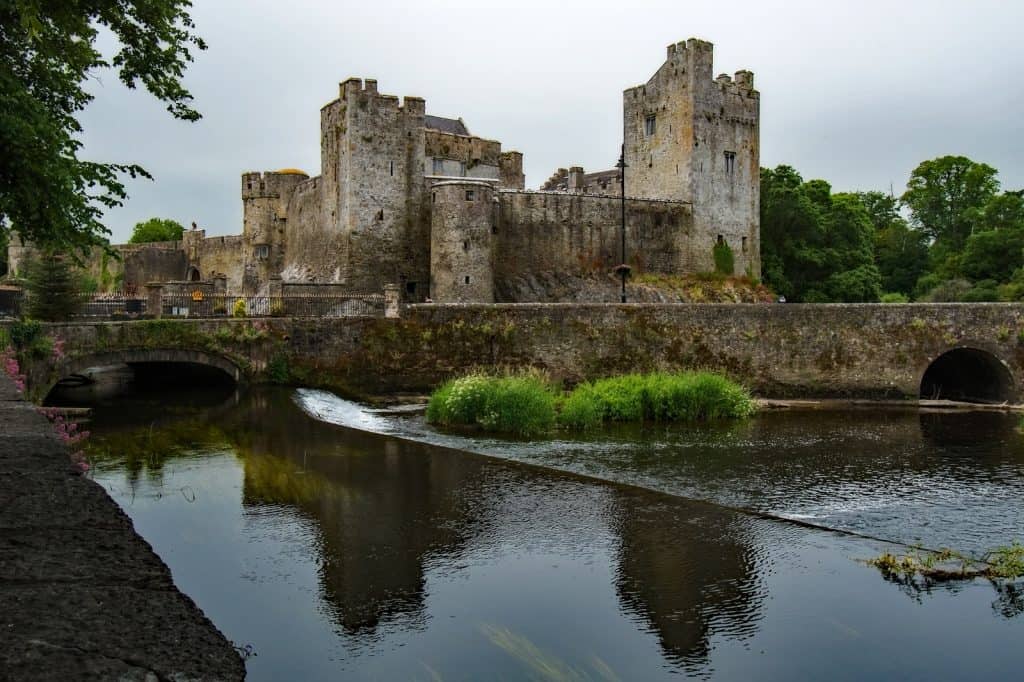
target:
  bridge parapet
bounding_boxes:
[3,303,1023,403]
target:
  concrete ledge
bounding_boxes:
[0,375,244,680]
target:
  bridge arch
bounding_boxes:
[43,348,243,401]
[919,346,1016,403]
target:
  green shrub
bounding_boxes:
[232,299,247,318]
[712,241,735,276]
[426,372,556,436]
[266,354,290,384]
[880,292,909,303]
[557,371,755,430]
[9,318,43,349]
[427,370,756,436]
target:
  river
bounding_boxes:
[80,384,1024,680]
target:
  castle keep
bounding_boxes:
[7,38,760,302]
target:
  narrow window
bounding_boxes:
[724,151,736,175]
[463,240,469,251]
[742,236,748,253]
[246,182,252,190]
[465,190,475,201]
[376,209,384,221]
[432,192,436,203]
[644,114,656,136]
[464,275,471,284]
[717,234,724,245]
[406,281,417,295]
[459,161,467,177]
[389,160,394,176]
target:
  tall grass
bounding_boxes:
[426,370,755,436]
[558,371,755,430]
[425,371,557,436]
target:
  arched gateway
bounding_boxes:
[919,347,1017,404]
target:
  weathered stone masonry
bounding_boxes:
[7,38,760,303]
[14,304,1024,402]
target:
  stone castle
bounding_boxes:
[7,38,760,302]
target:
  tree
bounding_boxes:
[760,167,879,301]
[0,2,206,256]
[24,251,83,321]
[129,217,185,244]
[901,156,1000,251]
[869,204,929,296]
[961,227,1024,282]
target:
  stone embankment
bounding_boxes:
[0,375,244,680]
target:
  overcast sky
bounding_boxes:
[80,0,1024,243]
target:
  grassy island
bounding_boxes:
[425,370,755,436]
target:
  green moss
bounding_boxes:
[867,542,1024,581]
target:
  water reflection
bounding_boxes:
[87,388,773,676]
[83,388,1024,679]
[613,500,765,667]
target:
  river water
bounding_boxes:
[82,386,1024,680]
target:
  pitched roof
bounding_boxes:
[424,115,469,136]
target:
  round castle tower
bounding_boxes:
[241,169,308,293]
[429,180,495,303]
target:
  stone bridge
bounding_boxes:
[5,303,1024,403]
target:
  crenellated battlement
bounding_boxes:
[241,170,309,200]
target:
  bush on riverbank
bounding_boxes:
[426,370,755,435]
[557,371,755,429]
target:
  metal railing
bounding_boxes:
[72,292,147,318]
[159,294,386,319]
[2,290,388,320]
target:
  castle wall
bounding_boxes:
[690,69,760,277]
[241,170,308,293]
[493,191,693,301]
[281,177,338,282]
[499,152,525,190]
[337,79,428,293]
[624,39,759,277]
[430,181,495,303]
[425,130,502,180]
[193,235,245,292]
[120,243,187,289]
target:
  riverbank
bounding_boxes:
[0,375,244,680]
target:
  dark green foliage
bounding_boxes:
[266,354,290,384]
[863,191,930,297]
[0,2,206,255]
[880,292,909,303]
[0,230,7,278]
[712,241,735,275]
[129,218,185,244]
[901,156,1000,252]
[759,167,879,301]
[763,158,1022,302]
[7,318,51,358]
[8,318,43,349]
[960,280,1000,302]
[557,371,755,430]
[919,278,973,302]
[23,252,82,321]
